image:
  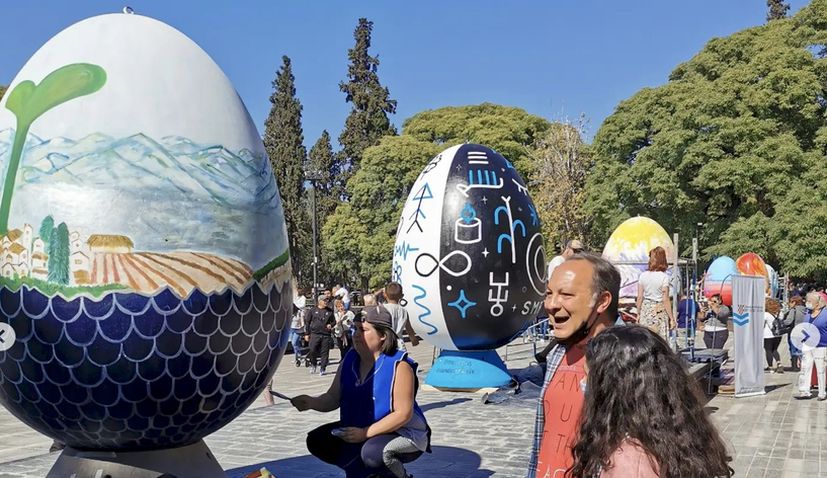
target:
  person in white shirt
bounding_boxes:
[547,239,584,280]
[763,298,783,373]
[333,284,351,310]
[635,246,675,340]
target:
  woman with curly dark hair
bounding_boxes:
[569,326,732,478]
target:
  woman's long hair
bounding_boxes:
[569,326,732,478]
[647,246,668,272]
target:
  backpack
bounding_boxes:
[774,309,797,336]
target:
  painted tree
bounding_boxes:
[47,222,69,285]
[39,215,54,250]
[583,0,827,278]
[338,18,397,183]
[767,0,790,21]
[2,64,106,234]
[263,56,309,279]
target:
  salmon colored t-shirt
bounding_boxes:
[536,342,588,478]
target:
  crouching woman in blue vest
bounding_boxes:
[291,305,430,478]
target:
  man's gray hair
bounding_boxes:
[566,252,621,319]
[363,293,377,306]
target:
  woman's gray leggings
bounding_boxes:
[360,433,422,477]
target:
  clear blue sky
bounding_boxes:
[0,1,811,147]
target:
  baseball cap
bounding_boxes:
[361,305,393,329]
[317,294,328,303]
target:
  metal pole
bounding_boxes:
[311,180,318,299]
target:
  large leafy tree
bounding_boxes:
[529,117,594,249]
[324,104,553,288]
[403,103,550,180]
[263,56,309,280]
[584,0,827,278]
[338,18,397,182]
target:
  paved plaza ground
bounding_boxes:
[1,336,827,477]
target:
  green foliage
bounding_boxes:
[47,222,69,285]
[584,1,827,278]
[306,130,342,287]
[529,119,594,249]
[338,18,397,181]
[323,136,440,288]
[39,215,53,249]
[263,56,309,281]
[403,103,551,180]
[1,63,106,233]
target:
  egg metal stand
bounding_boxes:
[47,440,225,477]
[425,349,512,390]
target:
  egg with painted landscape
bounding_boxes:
[393,144,546,351]
[0,14,292,450]
[703,256,737,306]
[602,216,678,303]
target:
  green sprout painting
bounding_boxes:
[0,63,107,234]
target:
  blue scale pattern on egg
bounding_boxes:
[0,281,291,450]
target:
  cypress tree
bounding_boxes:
[338,18,397,181]
[47,222,69,285]
[767,0,790,21]
[307,130,338,220]
[263,56,308,277]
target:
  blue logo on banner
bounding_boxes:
[733,311,749,326]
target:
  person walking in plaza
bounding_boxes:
[333,298,355,358]
[701,294,731,349]
[763,298,784,374]
[383,282,419,351]
[786,295,807,371]
[635,246,675,341]
[797,291,827,400]
[527,253,620,478]
[291,287,309,366]
[292,305,430,478]
[568,325,733,478]
[305,295,336,376]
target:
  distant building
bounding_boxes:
[87,235,134,254]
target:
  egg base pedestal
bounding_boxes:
[46,439,225,477]
[425,350,512,390]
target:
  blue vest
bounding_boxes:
[339,349,428,429]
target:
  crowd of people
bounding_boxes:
[283,240,827,477]
[282,250,743,477]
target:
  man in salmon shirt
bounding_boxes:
[527,253,621,478]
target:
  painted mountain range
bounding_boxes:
[0,129,287,271]
[0,129,279,211]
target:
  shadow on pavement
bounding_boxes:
[420,397,472,412]
[226,445,492,478]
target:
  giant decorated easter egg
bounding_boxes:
[736,252,768,279]
[0,14,292,450]
[703,256,737,306]
[393,144,546,351]
[602,217,677,302]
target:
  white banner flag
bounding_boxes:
[732,274,766,397]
